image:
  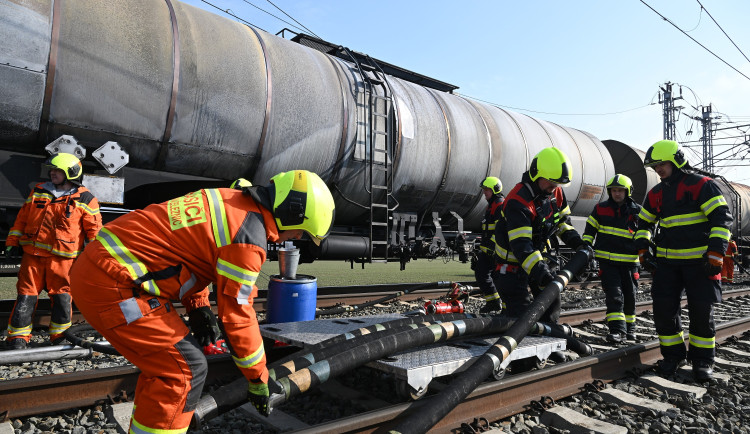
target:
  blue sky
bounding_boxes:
[181,0,750,183]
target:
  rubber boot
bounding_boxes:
[692,360,714,382]
[656,358,685,377]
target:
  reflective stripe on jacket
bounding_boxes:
[583,198,640,264]
[635,170,732,262]
[479,194,504,254]
[7,182,101,258]
[494,171,583,276]
[90,188,278,384]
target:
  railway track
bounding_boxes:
[0,277,657,330]
[2,285,750,432]
[0,281,479,330]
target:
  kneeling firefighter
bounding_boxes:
[70,170,335,432]
[493,147,592,324]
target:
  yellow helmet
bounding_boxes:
[270,170,335,246]
[45,153,82,182]
[481,176,502,195]
[644,140,687,168]
[606,174,633,197]
[528,147,572,185]
[230,178,252,189]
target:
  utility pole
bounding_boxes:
[700,104,715,172]
[658,82,682,140]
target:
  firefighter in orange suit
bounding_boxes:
[69,170,334,433]
[722,238,738,284]
[4,153,101,350]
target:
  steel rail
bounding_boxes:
[291,315,750,434]
[0,355,239,421]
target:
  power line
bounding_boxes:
[198,0,268,33]
[639,0,750,82]
[239,0,309,35]
[265,0,321,39]
[683,5,703,32]
[696,0,750,64]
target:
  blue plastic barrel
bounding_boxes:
[266,274,318,323]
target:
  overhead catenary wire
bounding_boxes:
[198,0,320,39]
[639,0,750,82]
[696,0,750,64]
[239,0,309,35]
[264,0,321,39]
[197,0,269,33]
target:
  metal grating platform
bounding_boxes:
[260,315,566,394]
[260,314,404,347]
[372,334,565,393]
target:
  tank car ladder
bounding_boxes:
[338,47,397,263]
[360,57,395,263]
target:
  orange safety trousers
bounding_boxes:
[721,258,734,283]
[10,254,73,342]
[70,253,207,433]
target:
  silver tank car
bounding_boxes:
[0,0,746,252]
[0,0,614,230]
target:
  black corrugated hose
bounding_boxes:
[62,323,121,356]
[191,313,517,427]
[388,247,594,434]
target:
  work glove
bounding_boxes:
[538,271,556,288]
[187,306,221,347]
[248,378,283,417]
[703,251,723,277]
[533,263,556,288]
[4,245,21,261]
[575,243,595,260]
[638,249,657,274]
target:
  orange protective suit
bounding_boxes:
[722,239,738,284]
[70,188,277,433]
[6,182,101,342]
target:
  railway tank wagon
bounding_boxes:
[0,0,747,263]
